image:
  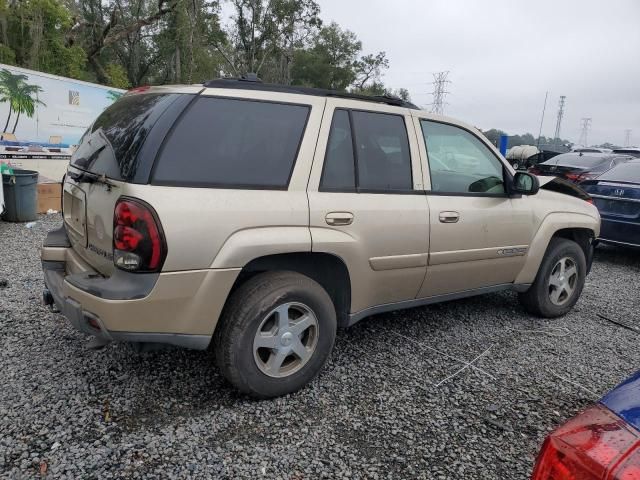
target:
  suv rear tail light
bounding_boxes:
[113,198,166,272]
[532,404,640,480]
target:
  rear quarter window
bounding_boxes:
[71,93,179,181]
[152,97,310,189]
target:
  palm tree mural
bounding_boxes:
[10,82,45,134]
[0,69,45,134]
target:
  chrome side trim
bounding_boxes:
[347,283,530,326]
[429,245,529,266]
[368,253,428,271]
[590,194,640,204]
[598,238,640,248]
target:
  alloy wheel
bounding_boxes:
[548,256,578,306]
[253,302,319,378]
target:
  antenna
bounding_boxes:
[536,91,549,147]
[578,118,592,147]
[624,129,632,147]
[553,95,566,145]
[429,71,450,115]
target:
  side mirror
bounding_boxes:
[512,172,540,195]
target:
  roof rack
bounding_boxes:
[202,75,419,109]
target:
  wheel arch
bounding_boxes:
[223,252,352,329]
[515,213,598,285]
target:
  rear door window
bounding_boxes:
[320,110,356,190]
[352,111,412,191]
[152,97,310,189]
[320,109,413,192]
[71,93,179,181]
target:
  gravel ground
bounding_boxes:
[1,214,640,479]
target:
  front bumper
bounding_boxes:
[41,226,240,349]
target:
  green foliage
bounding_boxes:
[2,0,86,79]
[105,64,130,89]
[0,44,16,65]
[482,128,571,148]
[292,22,360,90]
[0,0,412,102]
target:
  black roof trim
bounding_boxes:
[202,77,419,109]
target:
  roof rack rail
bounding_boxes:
[202,77,419,109]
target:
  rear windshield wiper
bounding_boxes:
[67,170,117,190]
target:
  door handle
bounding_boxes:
[439,211,460,223]
[325,212,354,226]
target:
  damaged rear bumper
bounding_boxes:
[41,226,240,350]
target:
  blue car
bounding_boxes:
[532,371,640,479]
[580,160,640,248]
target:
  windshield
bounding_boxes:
[70,93,178,181]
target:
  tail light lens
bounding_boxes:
[529,167,541,175]
[532,404,640,480]
[565,173,582,182]
[113,198,166,272]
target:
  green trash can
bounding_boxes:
[1,169,39,222]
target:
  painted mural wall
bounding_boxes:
[0,64,125,153]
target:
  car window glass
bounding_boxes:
[421,120,505,194]
[320,110,356,190]
[153,97,309,188]
[351,111,412,191]
[71,93,178,181]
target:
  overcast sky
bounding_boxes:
[316,0,640,146]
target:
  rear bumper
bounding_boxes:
[41,227,240,349]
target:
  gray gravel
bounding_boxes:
[1,214,640,479]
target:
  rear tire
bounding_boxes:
[518,238,586,318]
[213,271,337,399]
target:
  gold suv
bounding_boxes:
[41,77,600,398]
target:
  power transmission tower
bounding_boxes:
[624,129,632,147]
[553,96,566,145]
[578,118,592,147]
[429,71,450,115]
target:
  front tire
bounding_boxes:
[213,271,337,398]
[518,238,586,317]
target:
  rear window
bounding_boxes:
[598,161,640,182]
[71,93,179,181]
[547,154,608,167]
[152,97,310,189]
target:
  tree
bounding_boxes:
[10,81,45,134]
[1,0,86,79]
[0,69,28,132]
[292,22,360,90]
[217,0,321,82]
[353,52,388,90]
[66,0,179,84]
[155,0,226,85]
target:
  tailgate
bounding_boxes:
[63,169,122,276]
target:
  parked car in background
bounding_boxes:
[580,160,640,248]
[612,147,640,158]
[531,370,640,479]
[529,152,634,183]
[40,77,600,398]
